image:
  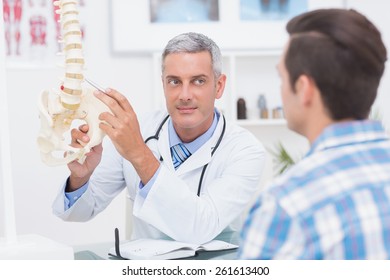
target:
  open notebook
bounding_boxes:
[108,239,238,260]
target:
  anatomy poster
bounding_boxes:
[149,0,219,23]
[2,0,86,66]
[240,0,307,21]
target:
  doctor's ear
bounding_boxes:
[215,74,227,100]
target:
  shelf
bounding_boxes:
[235,119,286,126]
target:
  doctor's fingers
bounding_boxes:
[70,127,90,147]
[105,88,135,113]
[94,88,134,118]
[99,112,141,141]
[79,124,89,133]
[99,120,144,161]
[98,111,123,130]
[98,120,135,151]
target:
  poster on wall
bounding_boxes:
[110,0,345,54]
[240,0,308,21]
[2,0,87,67]
[149,0,219,23]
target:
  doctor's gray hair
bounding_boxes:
[161,32,222,78]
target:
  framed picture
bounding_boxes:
[149,0,220,23]
[3,0,87,68]
[240,0,308,21]
[110,0,346,54]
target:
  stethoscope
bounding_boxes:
[144,114,226,196]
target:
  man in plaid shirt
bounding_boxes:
[239,9,390,259]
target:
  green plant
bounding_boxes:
[268,142,298,175]
[369,107,382,121]
[269,108,388,176]
[369,108,389,133]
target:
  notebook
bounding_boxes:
[108,238,238,260]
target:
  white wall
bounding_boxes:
[2,0,390,247]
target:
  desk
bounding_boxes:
[74,232,239,260]
[74,243,238,260]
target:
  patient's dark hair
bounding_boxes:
[286,9,387,120]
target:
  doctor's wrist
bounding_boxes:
[66,174,90,192]
[130,146,160,185]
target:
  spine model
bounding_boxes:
[37,0,110,166]
[57,0,84,110]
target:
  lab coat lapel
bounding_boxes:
[156,120,175,172]
[175,140,213,175]
[157,121,211,174]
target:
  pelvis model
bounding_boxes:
[37,0,110,166]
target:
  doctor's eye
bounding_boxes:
[167,79,180,86]
[193,78,206,86]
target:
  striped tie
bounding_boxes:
[171,143,192,169]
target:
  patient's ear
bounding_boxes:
[295,75,316,106]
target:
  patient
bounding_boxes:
[239,8,390,259]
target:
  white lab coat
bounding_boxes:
[53,110,266,244]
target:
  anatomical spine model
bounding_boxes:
[37,0,110,166]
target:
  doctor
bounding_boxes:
[52,32,266,244]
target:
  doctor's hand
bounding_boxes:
[66,124,103,191]
[94,88,159,184]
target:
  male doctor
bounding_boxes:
[52,32,266,244]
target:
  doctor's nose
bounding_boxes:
[179,84,193,101]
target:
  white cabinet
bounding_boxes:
[152,50,286,127]
[221,50,286,126]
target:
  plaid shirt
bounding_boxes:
[239,120,390,259]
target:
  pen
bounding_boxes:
[84,77,107,93]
